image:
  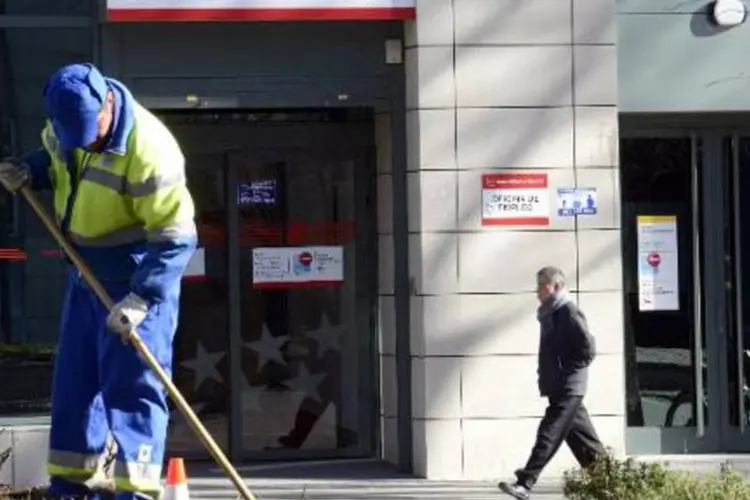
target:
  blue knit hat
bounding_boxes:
[43,63,108,150]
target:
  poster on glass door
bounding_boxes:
[252,246,344,289]
[637,215,680,312]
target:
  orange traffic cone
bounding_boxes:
[163,457,190,500]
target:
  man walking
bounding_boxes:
[0,63,196,499]
[498,267,606,499]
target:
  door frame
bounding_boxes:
[621,123,750,454]
[166,110,384,463]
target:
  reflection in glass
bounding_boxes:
[167,151,229,454]
[622,137,706,428]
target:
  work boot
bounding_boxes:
[498,481,531,499]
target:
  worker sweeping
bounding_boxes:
[0,63,197,499]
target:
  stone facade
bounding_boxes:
[396,0,625,480]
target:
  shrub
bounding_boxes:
[563,451,750,499]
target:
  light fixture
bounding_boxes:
[713,0,747,27]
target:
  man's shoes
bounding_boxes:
[498,481,531,499]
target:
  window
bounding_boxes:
[0,26,92,418]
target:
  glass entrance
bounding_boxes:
[162,110,378,460]
[720,135,750,451]
[623,130,750,454]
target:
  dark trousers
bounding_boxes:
[516,395,606,489]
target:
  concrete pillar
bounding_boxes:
[404,0,623,479]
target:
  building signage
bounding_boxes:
[252,246,344,289]
[481,172,550,226]
[636,215,680,312]
[106,0,416,21]
[556,187,597,217]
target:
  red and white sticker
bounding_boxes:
[106,0,416,21]
[252,246,343,289]
[481,173,550,227]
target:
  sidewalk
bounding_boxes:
[184,459,566,499]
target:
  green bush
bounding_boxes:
[563,451,750,499]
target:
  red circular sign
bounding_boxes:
[647,252,661,268]
[299,252,313,266]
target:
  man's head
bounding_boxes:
[43,63,115,152]
[536,266,566,304]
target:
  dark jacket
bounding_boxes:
[537,300,596,398]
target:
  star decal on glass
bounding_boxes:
[244,324,288,370]
[305,315,346,356]
[282,365,327,404]
[180,342,226,391]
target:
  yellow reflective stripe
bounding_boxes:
[48,449,101,471]
[81,167,124,192]
[129,171,185,198]
[46,464,96,483]
[114,461,163,498]
[82,167,185,198]
[68,226,146,247]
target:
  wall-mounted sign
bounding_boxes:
[556,187,598,217]
[252,246,344,289]
[637,215,679,312]
[481,172,549,226]
[238,179,277,206]
[106,0,416,22]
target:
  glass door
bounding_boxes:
[167,150,231,458]
[228,126,378,460]
[163,110,378,462]
[719,135,750,451]
[623,130,750,455]
[622,133,722,454]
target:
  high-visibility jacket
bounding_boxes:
[23,78,196,303]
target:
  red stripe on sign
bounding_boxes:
[0,248,27,260]
[482,217,550,226]
[107,7,416,22]
[42,250,63,258]
[253,281,343,290]
[482,173,548,189]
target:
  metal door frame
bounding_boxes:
[621,125,750,454]
[713,133,750,452]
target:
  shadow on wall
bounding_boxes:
[690,1,742,37]
[405,0,620,475]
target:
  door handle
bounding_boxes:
[692,135,706,437]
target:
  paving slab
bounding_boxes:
[183,459,566,499]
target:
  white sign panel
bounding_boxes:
[637,215,680,312]
[184,247,206,278]
[107,0,416,21]
[481,173,550,226]
[253,246,344,288]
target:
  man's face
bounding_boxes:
[86,91,115,152]
[536,279,555,303]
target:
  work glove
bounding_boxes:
[106,292,149,342]
[0,159,29,194]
